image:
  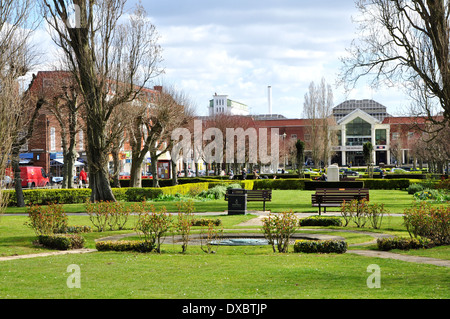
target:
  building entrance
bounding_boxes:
[346,151,365,167]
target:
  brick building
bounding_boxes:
[22,71,162,179]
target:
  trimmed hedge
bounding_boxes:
[3,177,426,206]
[304,181,364,190]
[299,216,342,227]
[253,179,307,190]
[357,178,410,190]
[37,234,85,250]
[95,240,154,252]
[191,218,222,226]
[293,240,348,254]
[376,237,432,251]
[5,188,91,206]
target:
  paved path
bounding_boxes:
[1,212,448,267]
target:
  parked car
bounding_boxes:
[119,172,131,180]
[339,168,360,177]
[142,172,153,179]
[365,167,383,173]
[390,168,407,174]
[52,176,63,184]
[5,166,50,188]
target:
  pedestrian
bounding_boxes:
[79,168,87,188]
[242,167,247,180]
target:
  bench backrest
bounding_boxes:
[312,188,369,202]
[315,188,369,195]
[247,190,272,199]
[225,189,272,200]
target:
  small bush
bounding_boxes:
[37,234,85,250]
[191,218,222,226]
[135,206,173,253]
[299,216,342,227]
[59,225,92,234]
[403,202,450,246]
[85,200,131,232]
[25,203,68,236]
[198,185,228,200]
[95,240,154,252]
[293,240,347,254]
[408,183,424,195]
[377,237,432,251]
[262,211,298,253]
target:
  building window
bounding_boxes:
[408,132,414,139]
[346,137,372,146]
[346,117,371,136]
[50,127,56,151]
[291,134,297,140]
[392,132,399,140]
[375,129,387,145]
[304,134,311,142]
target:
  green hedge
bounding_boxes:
[299,216,342,227]
[293,240,348,254]
[253,179,307,190]
[304,181,364,190]
[5,188,92,206]
[357,178,410,190]
[95,240,154,252]
[37,234,85,250]
[376,237,432,251]
[3,177,425,207]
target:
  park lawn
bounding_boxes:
[3,189,422,214]
[1,212,449,299]
[1,246,449,299]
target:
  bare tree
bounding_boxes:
[42,0,163,201]
[42,72,84,188]
[303,78,336,168]
[145,86,194,187]
[0,0,39,209]
[340,0,450,128]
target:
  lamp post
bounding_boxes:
[282,132,287,169]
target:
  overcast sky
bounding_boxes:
[31,0,412,118]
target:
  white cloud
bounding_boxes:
[26,0,412,118]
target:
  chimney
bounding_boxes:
[268,86,272,115]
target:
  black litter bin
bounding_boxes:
[227,189,247,215]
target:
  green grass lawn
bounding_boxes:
[3,189,427,214]
[1,189,449,299]
[1,245,449,299]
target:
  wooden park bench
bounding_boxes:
[311,188,369,215]
[225,189,272,212]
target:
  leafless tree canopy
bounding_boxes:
[0,0,38,211]
[303,78,336,168]
[340,0,450,128]
[42,0,163,201]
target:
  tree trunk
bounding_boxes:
[86,124,116,202]
[111,148,121,188]
[11,152,25,207]
[150,149,160,188]
[130,157,142,188]
[89,167,115,202]
[171,160,178,186]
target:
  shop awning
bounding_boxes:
[51,159,85,166]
